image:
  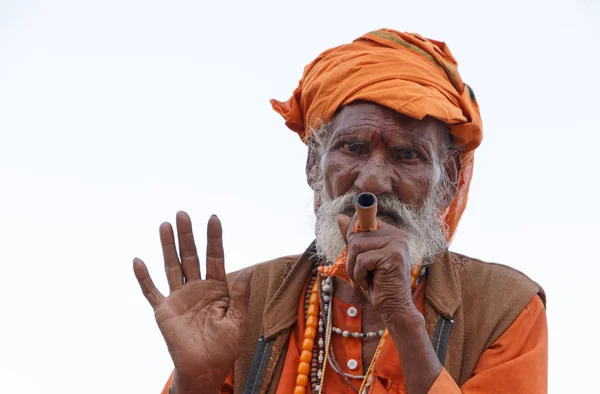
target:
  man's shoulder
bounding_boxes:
[442,251,546,362]
[448,251,540,285]
[449,249,546,334]
[448,251,544,299]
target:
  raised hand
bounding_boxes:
[133,212,252,393]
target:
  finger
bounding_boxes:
[345,220,360,288]
[160,222,185,292]
[176,211,201,282]
[354,250,380,292]
[346,234,388,288]
[227,267,254,322]
[133,258,165,308]
[206,215,227,282]
[337,214,352,244]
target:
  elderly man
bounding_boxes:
[133,29,547,393]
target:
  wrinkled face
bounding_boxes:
[311,101,460,265]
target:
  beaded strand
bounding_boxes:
[304,272,317,322]
[304,267,321,392]
[312,273,327,392]
[358,330,389,394]
[327,348,363,392]
[317,279,334,394]
[313,275,332,392]
[294,279,320,394]
[331,327,385,338]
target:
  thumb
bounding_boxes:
[228,267,254,321]
[337,214,352,244]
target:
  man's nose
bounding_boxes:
[353,154,395,195]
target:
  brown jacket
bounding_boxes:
[228,243,545,394]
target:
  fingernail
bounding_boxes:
[211,214,217,218]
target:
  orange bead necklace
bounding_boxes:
[293,279,320,394]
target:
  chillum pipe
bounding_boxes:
[355,192,378,230]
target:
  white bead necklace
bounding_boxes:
[331,326,385,338]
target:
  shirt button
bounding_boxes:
[347,306,358,317]
[347,359,358,370]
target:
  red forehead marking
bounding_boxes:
[373,129,390,147]
[373,129,381,147]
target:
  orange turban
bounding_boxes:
[271,29,483,240]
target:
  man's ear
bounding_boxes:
[441,148,462,208]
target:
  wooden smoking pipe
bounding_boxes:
[355,192,377,231]
[318,192,378,282]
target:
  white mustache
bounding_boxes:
[315,188,448,267]
[329,192,415,227]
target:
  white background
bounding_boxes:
[1,0,598,392]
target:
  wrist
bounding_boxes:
[171,370,223,394]
[378,298,421,326]
[387,308,424,331]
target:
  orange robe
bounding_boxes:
[161,277,547,393]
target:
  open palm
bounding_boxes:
[134,212,252,392]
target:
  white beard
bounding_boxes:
[314,187,448,267]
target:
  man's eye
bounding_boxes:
[398,149,419,160]
[342,142,364,153]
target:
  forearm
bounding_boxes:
[385,309,443,394]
